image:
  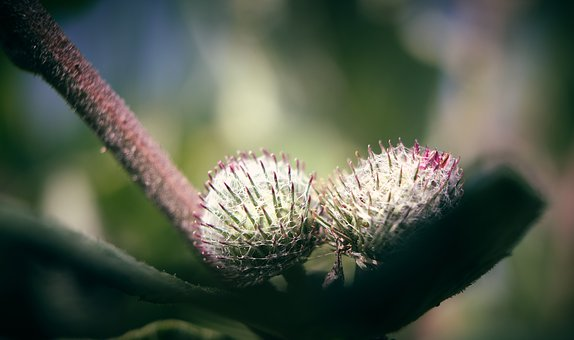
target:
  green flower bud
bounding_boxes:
[193,151,319,287]
[321,140,464,269]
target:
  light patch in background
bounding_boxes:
[214,36,283,146]
[263,116,355,178]
[140,107,183,157]
[398,9,449,65]
[229,0,285,27]
[41,167,102,238]
[391,2,544,164]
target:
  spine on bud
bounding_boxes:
[320,140,464,269]
[192,151,319,287]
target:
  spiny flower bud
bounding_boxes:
[321,140,464,269]
[193,151,319,287]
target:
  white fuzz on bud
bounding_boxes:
[321,140,464,269]
[193,151,319,287]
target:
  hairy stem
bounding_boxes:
[0,0,199,234]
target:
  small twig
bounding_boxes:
[322,240,345,289]
[0,0,200,234]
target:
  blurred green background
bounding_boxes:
[1,0,573,338]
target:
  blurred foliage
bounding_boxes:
[114,319,236,340]
[1,0,573,339]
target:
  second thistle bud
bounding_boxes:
[193,151,319,287]
[321,140,464,269]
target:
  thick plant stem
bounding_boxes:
[0,0,200,234]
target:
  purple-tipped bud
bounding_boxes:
[321,140,464,269]
[193,151,319,287]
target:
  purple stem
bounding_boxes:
[0,0,200,234]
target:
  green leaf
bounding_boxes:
[342,165,546,337]
[0,204,233,306]
[0,165,546,339]
[215,166,546,339]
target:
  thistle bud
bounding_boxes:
[193,151,319,287]
[321,140,464,269]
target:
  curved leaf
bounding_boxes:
[343,166,546,336]
[0,165,547,339]
[0,204,234,306]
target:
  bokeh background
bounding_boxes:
[1,0,573,339]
